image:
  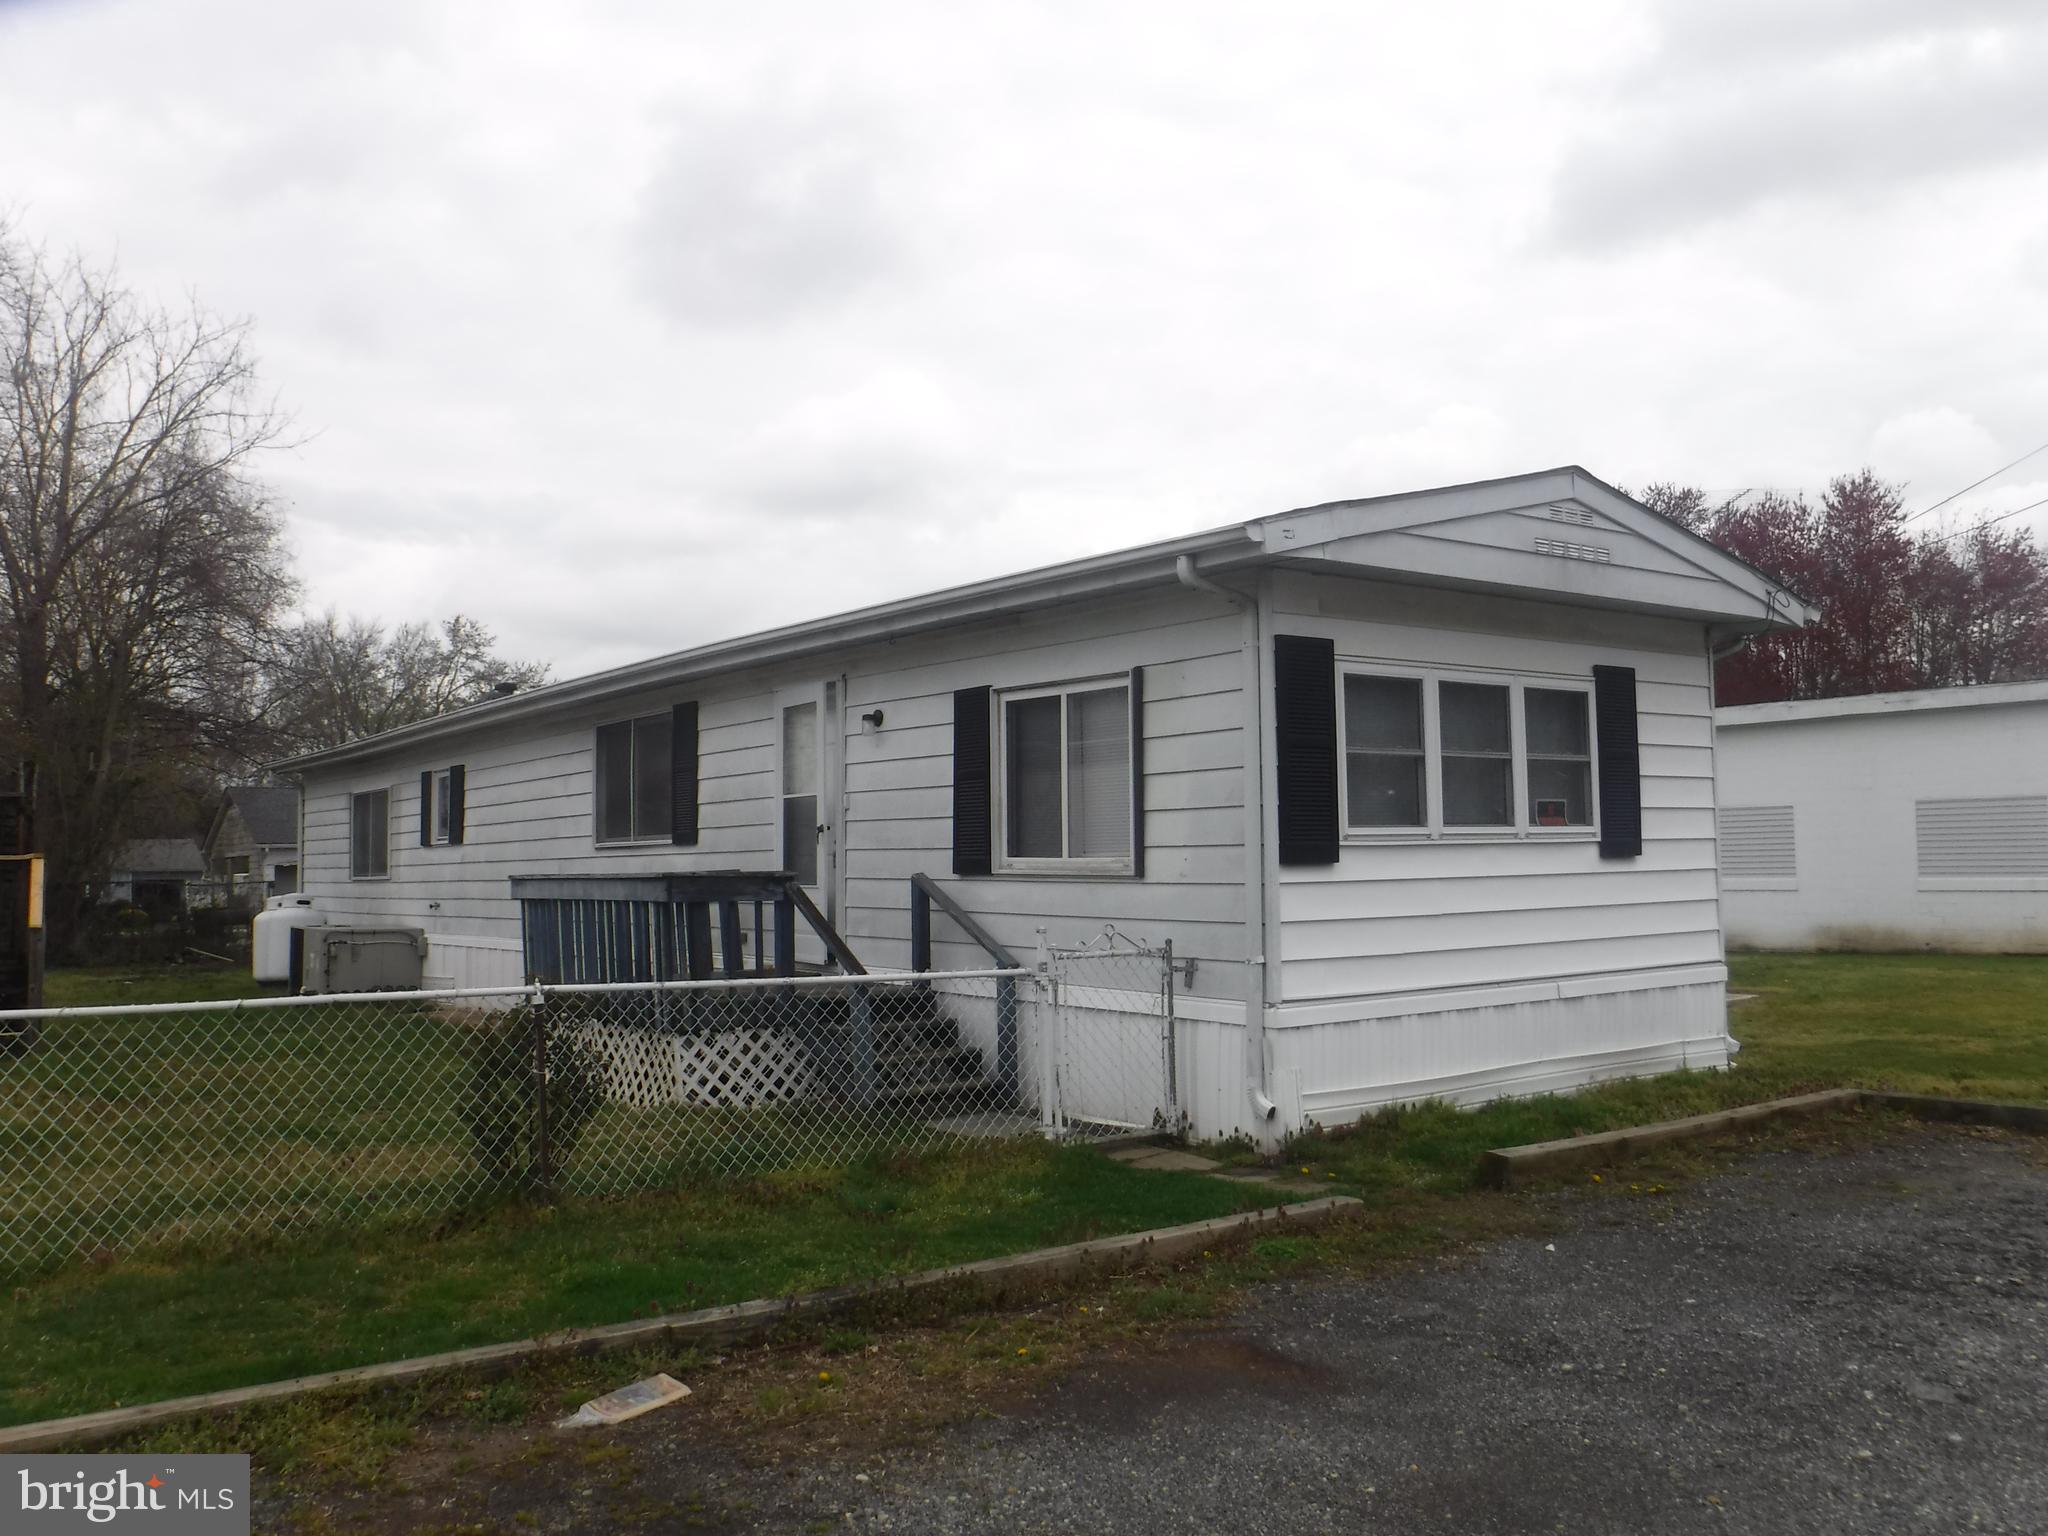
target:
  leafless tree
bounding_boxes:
[261,612,550,756]
[0,229,294,949]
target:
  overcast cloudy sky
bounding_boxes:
[3,0,2045,677]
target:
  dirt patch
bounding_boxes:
[1010,1331,1342,1431]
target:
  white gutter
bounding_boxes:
[1174,555,1280,1132]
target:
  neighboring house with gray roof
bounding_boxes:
[104,838,208,916]
[203,785,302,900]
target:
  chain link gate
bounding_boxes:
[1038,926,1180,1138]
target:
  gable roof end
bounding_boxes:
[1250,466,1818,632]
[224,785,301,846]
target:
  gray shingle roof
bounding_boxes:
[225,784,300,847]
[116,838,207,875]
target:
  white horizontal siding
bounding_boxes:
[839,589,1250,996]
[1268,571,1724,1003]
[299,684,780,948]
[298,586,1253,999]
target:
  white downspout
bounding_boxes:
[1174,555,1280,1129]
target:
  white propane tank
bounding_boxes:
[253,894,323,983]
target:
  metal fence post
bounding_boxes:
[1162,938,1179,1128]
[1035,928,1058,1138]
[531,988,554,1199]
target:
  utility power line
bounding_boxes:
[1902,437,2048,526]
[1924,492,2048,545]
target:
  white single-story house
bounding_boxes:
[280,466,1810,1142]
[1716,681,2048,953]
[103,838,208,915]
[203,784,302,902]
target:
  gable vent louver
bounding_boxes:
[1534,536,1612,563]
[1547,504,1598,527]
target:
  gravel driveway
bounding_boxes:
[314,1127,2047,1534]
[733,1127,2048,1534]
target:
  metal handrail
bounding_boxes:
[908,872,1020,971]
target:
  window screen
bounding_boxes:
[1066,686,1131,858]
[1439,681,1511,827]
[781,700,820,886]
[596,714,673,842]
[1344,674,1425,828]
[432,769,453,844]
[1524,687,1592,827]
[1005,695,1063,858]
[1001,683,1132,864]
[350,790,389,878]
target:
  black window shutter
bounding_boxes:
[419,770,433,847]
[670,701,700,846]
[1592,664,1643,859]
[447,764,466,846]
[1273,635,1339,866]
[1129,666,1146,878]
[952,685,993,876]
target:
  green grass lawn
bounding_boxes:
[7,952,2042,1436]
[1287,952,2048,1199]
[44,964,279,1008]
[1725,952,2048,1098]
[0,1139,1287,1428]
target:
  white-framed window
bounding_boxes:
[595,712,673,845]
[430,769,454,846]
[1339,665,1596,840]
[350,789,390,879]
[1523,686,1595,829]
[994,677,1133,874]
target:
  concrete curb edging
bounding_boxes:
[0,1196,1361,1455]
[1480,1088,2048,1188]
[1868,1091,2048,1135]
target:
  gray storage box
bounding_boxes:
[301,926,427,994]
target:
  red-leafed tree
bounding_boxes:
[1639,472,2048,705]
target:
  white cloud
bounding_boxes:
[0,0,2043,677]
[1547,5,2048,245]
[631,94,905,327]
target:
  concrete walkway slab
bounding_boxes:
[1106,1146,1222,1172]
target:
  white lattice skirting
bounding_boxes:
[575,1023,816,1110]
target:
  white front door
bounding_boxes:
[774,682,837,963]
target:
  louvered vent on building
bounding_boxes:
[1915,796,2048,879]
[1720,804,1797,881]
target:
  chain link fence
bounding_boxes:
[0,955,1190,1277]
[1,942,1185,1276]
[1040,928,1181,1138]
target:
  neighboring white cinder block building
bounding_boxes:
[279,466,1810,1141]
[1716,681,2048,953]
